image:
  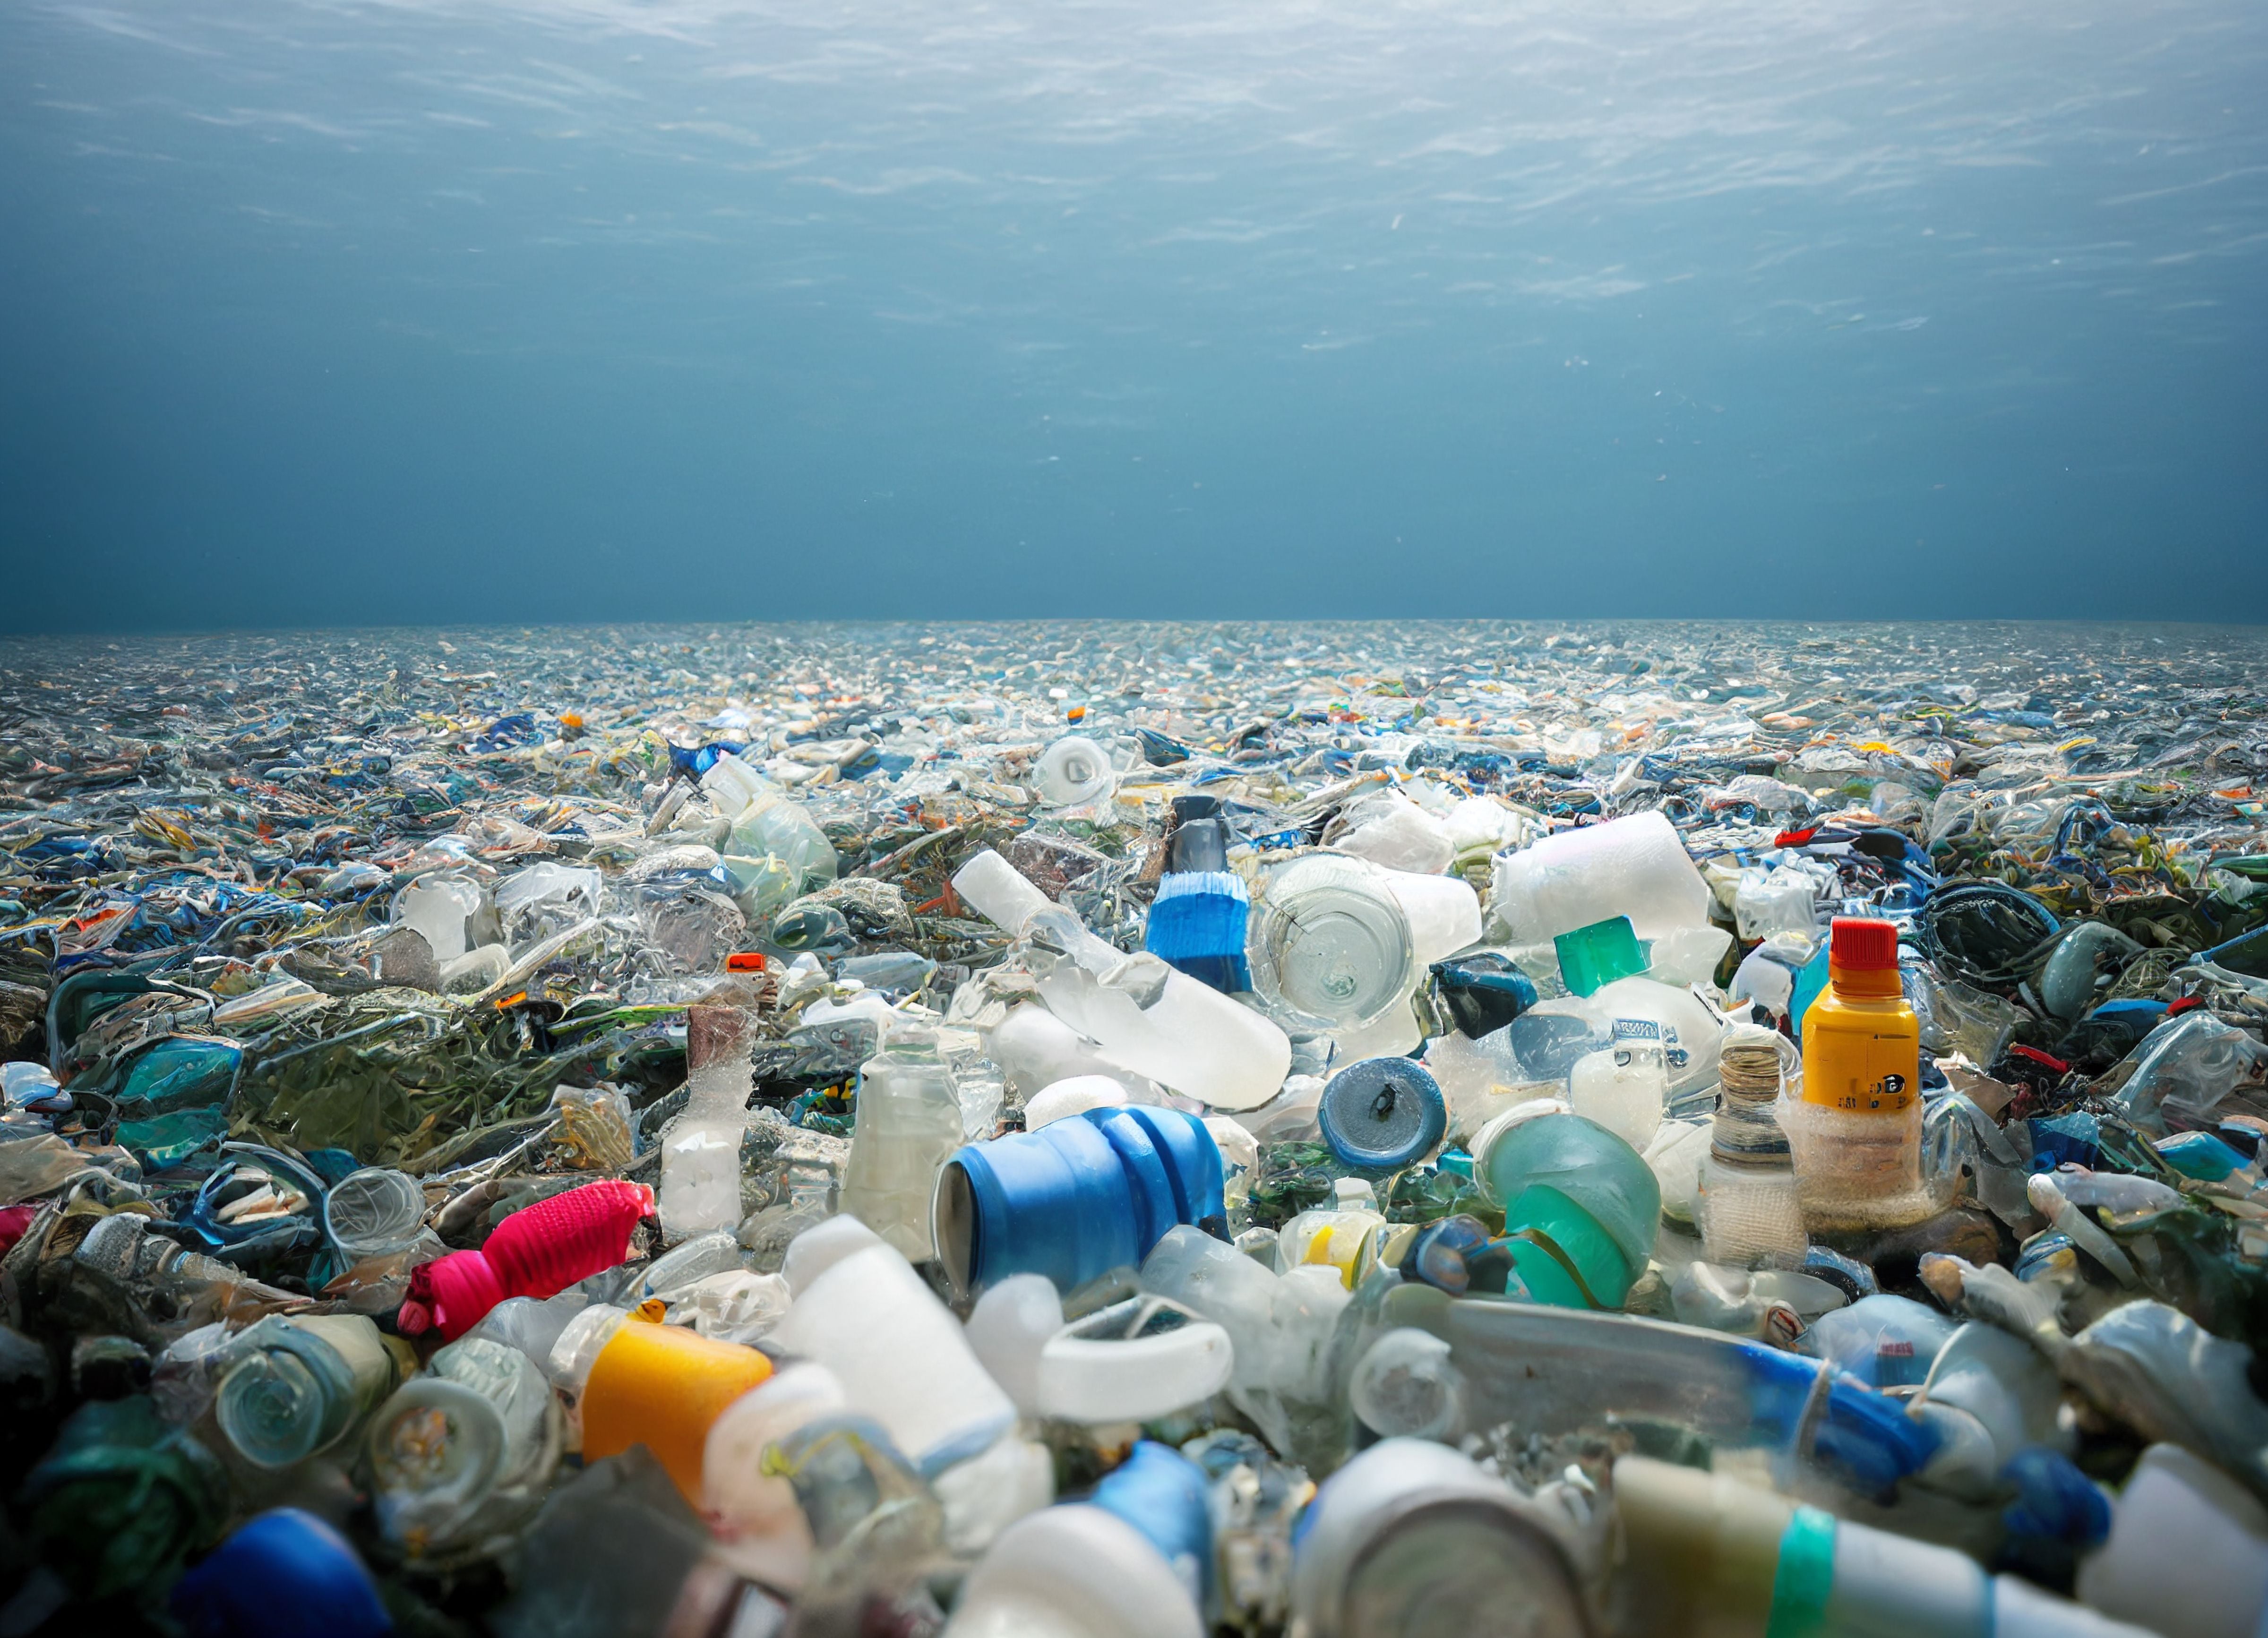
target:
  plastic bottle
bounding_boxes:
[367,1335,561,1561]
[1613,1454,2155,1638]
[660,1004,755,1241]
[1489,810,1714,946]
[398,1178,653,1340]
[953,849,1290,1111]
[700,751,838,895]
[1698,1025,1807,1267]
[768,1216,1015,1475]
[932,1104,1225,1298]
[841,1021,964,1260]
[1143,794,1252,993]
[1471,1101,1661,1311]
[1246,851,1479,1058]
[215,1312,409,1469]
[1787,917,1933,1230]
[546,1307,773,1502]
[1290,1439,1589,1638]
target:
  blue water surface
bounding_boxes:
[1,0,2263,628]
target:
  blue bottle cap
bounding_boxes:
[171,1509,392,1638]
[1317,1058,1446,1172]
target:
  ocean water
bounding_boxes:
[2,0,2264,629]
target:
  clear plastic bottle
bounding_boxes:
[660,1004,755,1241]
[952,849,1290,1111]
[1698,1025,1807,1268]
[367,1335,561,1562]
[699,751,839,895]
[840,1022,965,1261]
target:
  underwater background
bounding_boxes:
[2,0,2264,630]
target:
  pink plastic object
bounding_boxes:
[398,1179,654,1339]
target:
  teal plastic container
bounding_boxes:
[1474,1107,1661,1310]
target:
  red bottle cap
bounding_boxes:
[1829,917,1900,970]
[1828,917,1902,995]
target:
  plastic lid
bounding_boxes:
[1829,918,1899,971]
[1828,917,1903,995]
[1317,1058,1448,1172]
[1554,917,1647,998]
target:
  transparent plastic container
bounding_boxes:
[841,1025,965,1261]
[324,1167,428,1262]
[1697,1025,1807,1267]
[700,751,838,894]
[1247,852,1416,1037]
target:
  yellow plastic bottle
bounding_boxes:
[1789,917,1932,1228]
[1802,917,1918,1114]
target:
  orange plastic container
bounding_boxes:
[580,1318,773,1501]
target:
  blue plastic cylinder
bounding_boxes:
[936,1105,1224,1296]
[170,1509,393,1638]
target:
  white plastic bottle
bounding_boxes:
[953,849,1290,1111]
[769,1217,1015,1474]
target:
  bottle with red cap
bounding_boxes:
[1787,917,1933,1228]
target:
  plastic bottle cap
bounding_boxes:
[1829,918,1899,970]
[1828,917,1903,996]
[1554,917,1647,998]
[1317,1058,1447,1172]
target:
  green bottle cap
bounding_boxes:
[1554,916,1648,997]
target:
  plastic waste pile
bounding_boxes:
[1,618,2266,1638]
